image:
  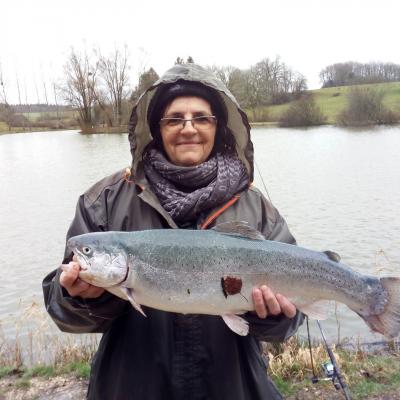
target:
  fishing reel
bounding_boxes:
[311,360,341,390]
[307,318,351,399]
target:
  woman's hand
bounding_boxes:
[252,285,296,319]
[60,258,105,299]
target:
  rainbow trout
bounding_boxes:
[65,222,400,338]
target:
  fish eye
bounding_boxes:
[82,246,92,255]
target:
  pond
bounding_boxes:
[0,125,399,344]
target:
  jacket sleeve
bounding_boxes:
[244,191,305,342]
[42,195,128,333]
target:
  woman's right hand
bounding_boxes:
[60,258,105,299]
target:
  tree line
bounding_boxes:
[0,49,308,132]
[320,61,400,88]
[2,52,400,131]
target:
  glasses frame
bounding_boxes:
[159,115,217,131]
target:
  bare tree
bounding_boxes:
[338,87,398,126]
[0,60,8,105]
[62,48,98,132]
[207,65,237,90]
[320,61,400,87]
[97,46,130,126]
[15,72,22,106]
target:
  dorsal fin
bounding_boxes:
[324,250,341,263]
[212,221,265,241]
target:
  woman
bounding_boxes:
[43,63,304,400]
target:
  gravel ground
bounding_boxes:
[0,375,88,400]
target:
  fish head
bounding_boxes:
[67,233,128,288]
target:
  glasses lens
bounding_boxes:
[192,116,216,129]
[160,116,216,130]
[160,118,183,128]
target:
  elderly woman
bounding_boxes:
[43,63,304,400]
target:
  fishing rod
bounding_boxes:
[254,159,273,203]
[255,159,351,398]
[307,317,351,399]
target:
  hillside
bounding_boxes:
[250,82,400,124]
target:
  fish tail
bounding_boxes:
[360,277,400,339]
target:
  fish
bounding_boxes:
[65,221,400,338]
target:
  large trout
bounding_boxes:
[65,222,400,338]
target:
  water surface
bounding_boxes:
[0,126,399,343]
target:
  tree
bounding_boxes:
[186,56,194,63]
[208,65,237,90]
[338,87,398,126]
[130,68,159,102]
[279,94,326,127]
[175,57,184,65]
[0,60,8,105]
[0,104,15,130]
[62,48,98,132]
[320,61,400,87]
[97,46,131,126]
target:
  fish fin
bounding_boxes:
[221,314,249,336]
[106,286,129,301]
[212,221,265,241]
[123,288,147,317]
[358,277,400,339]
[323,250,341,263]
[295,300,332,320]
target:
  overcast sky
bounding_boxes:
[1,0,399,103]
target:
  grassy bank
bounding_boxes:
[1,338,399,399]
[248,81,400,124]
[1,303,399,399]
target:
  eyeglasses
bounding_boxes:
[159,115,217,131]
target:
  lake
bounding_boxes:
[0,126,399,345]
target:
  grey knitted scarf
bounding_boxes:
[143,148,249,223]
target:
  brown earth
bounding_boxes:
[1,375,400,400]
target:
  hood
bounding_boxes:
[127,63,254,181]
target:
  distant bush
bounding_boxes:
[248,107,270,123]
[279,95,327,127]
[338,87,399,126]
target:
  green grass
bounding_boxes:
[22,110,77,122]
[60,361,91,379]
[23,365,55,378]
[248,81,400,124]
[0,121,9,131]
[0,367,14,379]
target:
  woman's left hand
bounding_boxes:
[252,285,297,319]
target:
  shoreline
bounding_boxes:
[2,121,399,134]
[1,336,399,399]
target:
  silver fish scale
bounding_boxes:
[69,229,388,317]
[116,229,385,315]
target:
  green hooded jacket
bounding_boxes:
[43,63,304,400]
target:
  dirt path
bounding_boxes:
[1,375,400,399]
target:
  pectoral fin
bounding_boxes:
[122,287,147,317]
[221,314,249,336]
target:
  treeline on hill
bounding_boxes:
[1,52,400,131]
[320,61,400,88]
[0,48,308,132]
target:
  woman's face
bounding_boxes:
[159,96,217,167]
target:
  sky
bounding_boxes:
[1,0,400,104]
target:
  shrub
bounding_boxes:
[338,87,399,126]
[279,95,327,127]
